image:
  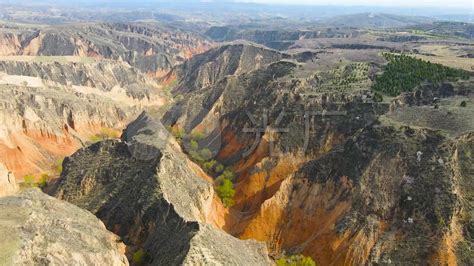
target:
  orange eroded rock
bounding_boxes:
[236,175,388,265]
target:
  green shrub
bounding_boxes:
[56,159,63,175]
[89,135,102,143]
[372,92,384,102]
[190,131,205,140]
[460,101,467,107]
[38,173,51,188]
[172,127,186,140]
[203,160,217,172]
[174,94,184,102]
[99,128,119,139]
[276,254,316,266]
[189,140,199,151]
[89,128,119,143]
[22,175,36,187]
[132,249,148,264]
[22,173,53,188]
[216,179,235,208]
[199,148,213,160]
[215,164,224,174]
[218,169,235,181]
[189,150,205,164]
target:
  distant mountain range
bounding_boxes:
[0,1,472,23]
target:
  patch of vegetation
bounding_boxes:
[89,128,120,143]
[215,164,225,173]
[21,173,52,188]
[132,249,149,265]
[174,94,184,102]
[372,92,384,102]
[171,127,186,141]
[22,175,36,187]
[189,139,199,151]
[216,178,235,208]
[216,168,235,183]
[189,150,205,164]
[202,160,217,172]
[38,173,51,188]
[171,128,236,207]
[199,148,213,160]
[56,159,63,175]
[190,131,205,140]
[372,53,470,96]
[276,254,316,266]
[309,62,371,92]
[215,168,236,207]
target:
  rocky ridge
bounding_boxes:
[49,112,272,265]
[169,42,287,94]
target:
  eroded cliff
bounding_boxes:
[0,22,211,76]
[0,59,165,178]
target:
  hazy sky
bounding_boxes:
[241,0,473,8]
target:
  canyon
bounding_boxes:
[161,42,473,265]
[0,4,473,266]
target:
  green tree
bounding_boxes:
[203,160,217,172]
[216,179,235,208]
[199,148,213,160]
[191,131,205,140]
[219,169,235,181]
[372,53,470,96]
[215,164,224,174]
[189,140,199,151]
[189,150,204,164]
[372,92,384,103]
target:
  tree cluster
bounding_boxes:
[372,53,470,96]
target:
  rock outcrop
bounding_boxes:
[49,112,272,265]
[0,189,128,265]
[0,163,17,197]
